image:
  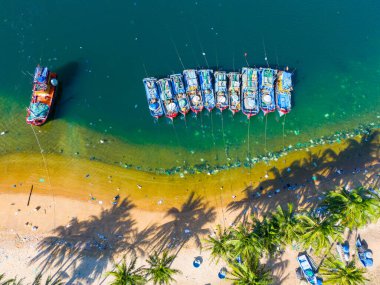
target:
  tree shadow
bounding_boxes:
[151,192,217,256]
[30,197,156,284]
[228,130,379,222]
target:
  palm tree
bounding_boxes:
[204,225,232,263]
[0,274,15,285]
[228,257,273,285]
[296,213,344,255]
[321,187,380,231]
[107,257,146,285]
[320,257,368,285]
[252,217,281,257]
[271,203,298,245]
[31,273,64,285]
[227,224,263,261]
[145,251,181,285]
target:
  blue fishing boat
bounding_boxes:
[275,70,292,116]
[198,69,215,112]
[157,78,179,119]
[259,68,277,115]
[227,72,241,114]
[170,74,190,116]
[297,254,323,285]
[143,77,164,118]
[241,67,259,119]
[183,69,203,114]
[214,71,228,112]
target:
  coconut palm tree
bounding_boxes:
[320,257,368,285]
[271,203,298,245]
[321,187,380,231]
[204,225,232,263]
[296,213,344,255]
[227,224,263,261]
[252,217,281,257]
[0,274,15,285]
[106,257,146,285]
[228,257,273,285]
[145,251,181,285]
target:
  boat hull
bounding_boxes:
[143,77,164,118]
[169,74,191,116]
[183,70,204,114]
[26,71,57,126]
[157,78,179,119]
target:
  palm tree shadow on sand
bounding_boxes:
[30,198,156,285]
[151,192,217,257]
[228,130,379,224]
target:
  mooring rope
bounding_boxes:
[30,124,56,227]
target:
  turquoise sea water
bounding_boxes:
[0,0,379,171]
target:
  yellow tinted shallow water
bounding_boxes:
[1,131,377,212]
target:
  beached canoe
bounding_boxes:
[26,66,58,126]
[143,77,165,118]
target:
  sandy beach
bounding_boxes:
[0,131,379,284]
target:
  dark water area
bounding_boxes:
[0,0,379,170]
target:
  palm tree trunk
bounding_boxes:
[316,240,336,272]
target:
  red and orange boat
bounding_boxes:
[26,66,58,126]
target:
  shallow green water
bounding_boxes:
[0,0,379,171]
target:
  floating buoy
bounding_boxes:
[50,78,58,86]
[244,52,247,57]
[263,94,272,104]
[202,52,206,56]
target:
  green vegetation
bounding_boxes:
[0,274,62,285]
[145,251,181,285]
[204,186,380,284]
[319,258,369,285]
[106,257,146,285]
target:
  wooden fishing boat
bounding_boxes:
[157,78,179,119]
[143,77,164,118]
[26,66,58,126]
[170,74,190,116]
[241,67,259,119]
[198,69,215,112]
[227,72,241,114]
[275,70,292,116]
[183,69,203,114]
[259,68,277,115]
[214,71,228,112]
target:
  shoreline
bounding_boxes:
[1,130,378,212]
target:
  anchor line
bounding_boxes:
[30,124,56,228]
[264,115,268,153]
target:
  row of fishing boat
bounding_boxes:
[143,67,293,120]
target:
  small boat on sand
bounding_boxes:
[157,78,179,119]
[170,74,190,116]
[241,67,259,119]
[214,71,228,112]
[198,69,215,112]
[275,70,292,116]
[143,77,164,118]
[183,69,203,114]
[297,254,322,285]
[227,72,241,114]
[26,65,58,126]
[259,68,277,115]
